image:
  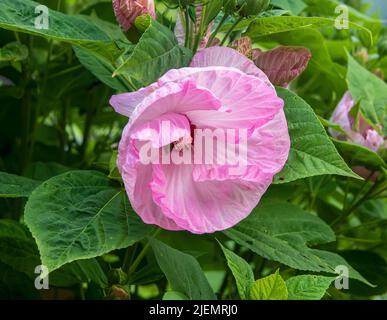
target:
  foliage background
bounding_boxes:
[0,0,386,300]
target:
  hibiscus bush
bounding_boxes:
[0,0,386,300]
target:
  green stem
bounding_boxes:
[14,31,21,42]
[47,64,83,79]
[206,13,229,47]
[122,243,139,272]
[192,3,208,53]
[331,178,380,229]
[126,228,160,277]
[337,235,382,244]
[184,7,191,48]
[220,16,243,46]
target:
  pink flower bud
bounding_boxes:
[253,46,311,87]
[112,0,156,31]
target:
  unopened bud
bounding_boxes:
[354,48,369,65]
[113,0,156,31]
[240,0,270,17]
[373,68,385,80]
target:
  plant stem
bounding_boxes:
[206,13,229,47]
[184,7,191,48]
[220,16,243,46]
[126,228,160,276]
[192,3,207,53]
[331,178,381,229]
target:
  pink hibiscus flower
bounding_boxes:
[330,92,385,153]
[112,0,156,31]
[110,47,290,234]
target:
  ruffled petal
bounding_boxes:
[129,80,222,127]
[110,86,155,118]
[363,129,384,152]
[150,162,272,233]
[191,110,290,182]
[118,125,182,231]
[182,68,283,130]
[329,91,354,138]
[130,112,191,148]
[190,47,271,86]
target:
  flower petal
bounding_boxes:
[329,91,354,139]
[150,162,271,233]
[110,86,155,118]
[117,125,183,231]
[129,80,222,127]
[190,47,271,86]
[183,68,283,130]
[130,112,191,148]
[191,110,290,182]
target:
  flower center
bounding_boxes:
[173,135,193,151]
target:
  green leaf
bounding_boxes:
[340,250,387,296]
[0,42,28,62]
[24,170,154,272]
[113,16,192,88]
[0,171,41,197]
[274,88,360,183]
[271,0,307,15]
[332,138,386,170]
[219,242,254,300]
[163,291,188,300]
[250,270,288,300]
[0,0,125,61]
[286,275,334,300]
[319,116,348,136]
[256,28,346,93]
[347,53,387,126]
[0,220,40,278]
[304,0,381,37]
[223,201,371,285]
[73,46,132,92]
[149,238,216,300]
[246,16,372,47]
[202,0,223,26]
[0,261,39,299]
[67,259,108,288]
[24,161,71,181]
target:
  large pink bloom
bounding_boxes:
[113,0,156,31]
[110,47,290,234]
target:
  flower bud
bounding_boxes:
[240,0,270,17]
[373,68,385,80]
[113,0,156,31]
[223,0,244,15]
[108,285,130,300]
[354,48,369,65]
